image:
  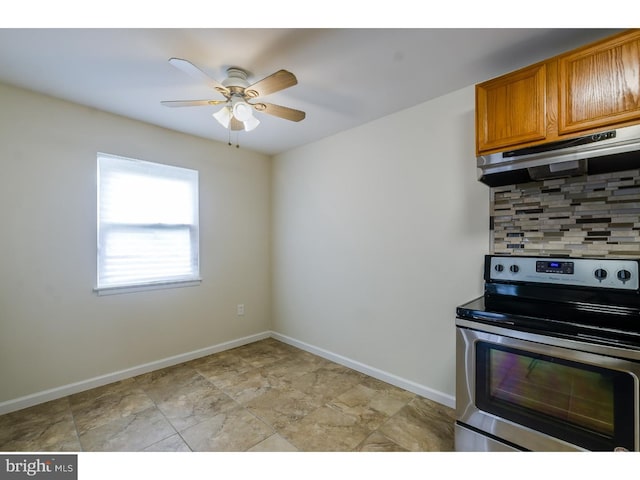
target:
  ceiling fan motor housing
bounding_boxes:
[222,68,250,90]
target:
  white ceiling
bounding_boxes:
[0,28,623,155]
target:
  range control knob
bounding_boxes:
[617,269,632,282]
[510,265,519,273]
[594,268,608,281]
[495,264,504,272]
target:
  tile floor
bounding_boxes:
[0,338,455,452]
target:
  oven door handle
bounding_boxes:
[456,317,640,362]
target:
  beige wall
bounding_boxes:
[272,86,490,404]
[0,80,491,411]
[0,83,272,406]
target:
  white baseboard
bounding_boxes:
[0,329,454,416]
[0,331,271,416]
[270,332,455,409]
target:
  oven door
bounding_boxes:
[456,319,640,452]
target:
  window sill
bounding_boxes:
[94,278,202,296]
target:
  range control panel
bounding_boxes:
[487,255,639,290]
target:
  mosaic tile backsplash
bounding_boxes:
[491,169,640,258]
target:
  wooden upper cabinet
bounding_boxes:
[558,30,640,134]
[476,63,547,154]
[475,29,640,156]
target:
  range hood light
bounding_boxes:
[549,160,580,172]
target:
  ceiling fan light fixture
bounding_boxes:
[232,99,254,122]
[243,116,260,132]
[213,106,231,128]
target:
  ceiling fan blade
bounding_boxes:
[244,70,298,98]
[230,117,244,131]
[168,58,229,97]
[161,100,227,107]
[253,102,306,122]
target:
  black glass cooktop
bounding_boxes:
[457,284,640,349]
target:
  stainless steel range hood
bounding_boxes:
[477,124,640,187]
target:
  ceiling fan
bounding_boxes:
[161,58,306,132]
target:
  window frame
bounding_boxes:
[95,152,201,295]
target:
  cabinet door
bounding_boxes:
[559,30,640,134]
[476,63,547,154]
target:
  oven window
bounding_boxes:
[476,341,635,451]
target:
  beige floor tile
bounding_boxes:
[70,383,155,434]
[78,406,176,452]
[328,383,408,431]
[376,397,455,452]
[246,386,323,429]
[68,378,139,406]
[355,431,409,452]
[215,369,278,404]
[247,433,299,452]
[280,405,372,451]
[155,376,237,431]
[359,376,417,406]
[288,366,366,404]
[192,351,254,385]
[0,398,70,443]
[263,351,331,379]
[231,341,292,369]
[134,363,203,402]
[180,406,274,452]
[0,398,80,451]
[144,433,192,452]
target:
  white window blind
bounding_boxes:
[96,153,200,293]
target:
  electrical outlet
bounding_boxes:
[237,304,245,316]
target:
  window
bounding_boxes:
[96,153,200,294]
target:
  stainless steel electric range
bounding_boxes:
[455,254,640,452]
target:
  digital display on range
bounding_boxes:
[536,260,574,274]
